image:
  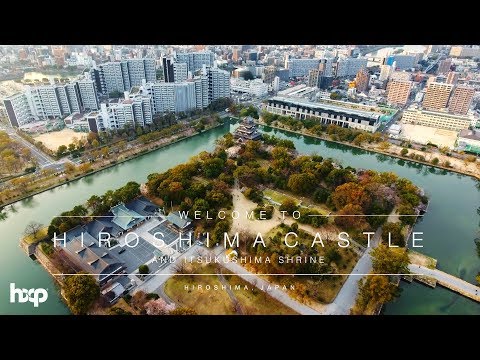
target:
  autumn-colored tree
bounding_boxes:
[331,182,371,211]
[355,275,399,313]
[334,204,369,231]
[64,162,76,175]
[381,222,405,247]
[279,198,298,214]
[63,273,100,315]
[287,172,316,195]
[370,244,409,274]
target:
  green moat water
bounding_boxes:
[1,121,478,314]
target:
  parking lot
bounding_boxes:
[115,237,157,273]
[148,222,179,245]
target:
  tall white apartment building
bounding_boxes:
[230,78,268,97]
[94,58,156,95]
[173,62,188,82]
[26,85,63,118]
[207,67,230,101]
[176,51,215,73]
[141,82,197,114]
[379,65,393,81]
[65,83,82,113]
[194,76,209,110]
[77,79,99,111]
[2,92,33,127]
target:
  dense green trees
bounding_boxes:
[371,244,410,274]
[63,273,100,315]
[382,222,405,247]
[240,105,259,119]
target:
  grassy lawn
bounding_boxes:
[223,272,297,315]
[243,224,359,304]
[164,262,297,315]
[164,264,235,315]
[264,188,298,205]
[22,227,48,244]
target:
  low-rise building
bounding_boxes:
[402,107,474,131]
[457,129,480,154]
[265,96,381,132]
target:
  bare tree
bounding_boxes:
[24,221,43,240]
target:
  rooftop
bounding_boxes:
[459,129,480,141]
[166,211,192,229]
[270,96,380,120]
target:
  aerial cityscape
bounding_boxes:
[0,44,479,315]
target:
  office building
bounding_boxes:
[422,82,453,111]
[176,51,215,73]
[162,57,175,82]
[276,68,290,82]
[272,76,280,92]
[355,68,370,93]
[386,80,412,106]
[402,107,473,131]
[173,62,188,82]
[437,59,452,74]
[379,65,392,81]
[232,48,240,62]
[308,69,320,87]
[446,71,459,85]
[230,78,268,97]
[448,85,475,115]
[286,58,321,77]
[319,58,334,77]
[265,96,381,132]
[336,58,368,77]
[262,65,276,85]
[385,55,418,70]
[450,46,480,58]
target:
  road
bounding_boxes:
[408,264,480,302]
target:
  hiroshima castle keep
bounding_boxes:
[233,116,262,142]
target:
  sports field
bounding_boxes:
[34,128,86,151]
[399,123,458,149]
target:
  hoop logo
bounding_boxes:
[9,283,48,307]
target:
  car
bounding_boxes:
[118,248,126,254]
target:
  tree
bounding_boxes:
[144,298,176,315]
[57,145,68,157]
[170,307,197,315]
[397,203,416,225]
[68,143,76,152]
[370,244,409,274]
[64,162,76,175]
[279,198,298,214]
[331,182,371,212]
[24,221,43,240]
[476,272,480,285]
[378,141,390,151]
[139,264,150,276]
[334,204,369,231]
[242,71,254,80]
[400,148,408,156]
[381,222,405,247]
[431,157,439,165]
[356,275,399,311]
[63,273,100,315]
[92,139,100,148]
[287,173,316,195]
[443,160,451,168]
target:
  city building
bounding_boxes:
[276,68,290,82]
[319,58,334,77]
[446,71,460,85]
[422,82,453,111]
[336,58,368,77]
[448,85,475,115]
[162,56,175,82]
[232,48,240,62]
[207,67,230,102]
[386,80,412,106]
[402,107,473,131]
[77,79,99,111]
[286,58,320,78]
[233,116,262,142]
[272,76,280,92]
[176,51,215,73]
[307,69,320,88]
[379,65,393,81]
[390,71,411,81]
[355,68,370,93]
[265,96,381,132]
[437,59,452,74]
[385,54,418,70]
[457,129,480,154]
[3,92,33,127]
[230,78,268,97]
[173,62,188,82]
[450,46,480,58]
[262,65,276,85]
[91,58,156,95]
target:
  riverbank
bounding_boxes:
[256,120,480,181]
[1,121,226,209]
